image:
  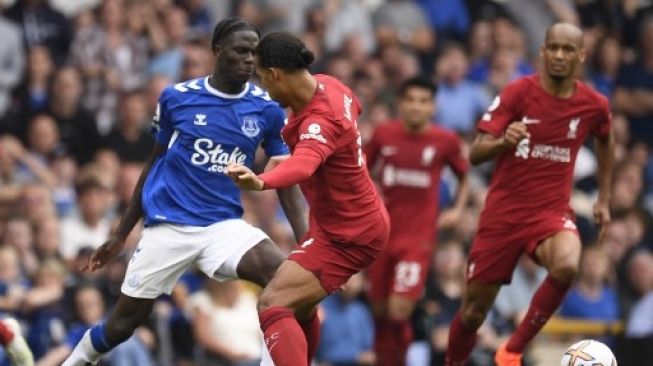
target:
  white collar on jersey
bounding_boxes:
[203,77,250,99]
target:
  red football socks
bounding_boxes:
[445,312,478,365]
[375,317,413,366]
[0,321,14,346]
[299,310,320,365]
[506,275,571,353]
[259,307,308,366]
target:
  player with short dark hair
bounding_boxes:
[62,18,307,366]
[227,31,390,366]
[445,23,615,366]
[365,76,469,366]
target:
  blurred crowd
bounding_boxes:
[0,0,652,365]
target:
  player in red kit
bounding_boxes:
[365,76,469,366]
[445,23,615,366]
[227,32,389,366]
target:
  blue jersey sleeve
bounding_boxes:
[151,87,174,146]
[261,105,290,157]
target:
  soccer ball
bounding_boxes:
[560,339,617,366]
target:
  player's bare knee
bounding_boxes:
[549,261,578,283]
[387,301,414,321]
[257,290,293,314]
[461,301,490,330]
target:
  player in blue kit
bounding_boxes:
[62,18,306,366]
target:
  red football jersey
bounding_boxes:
[365,121,469,244]
[477,75,611,226]
[282,74,387,244]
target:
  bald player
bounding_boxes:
[445,23,614,366]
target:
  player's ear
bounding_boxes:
[578,48,587,64]
[211,45,221,57]
[270,67,281,81]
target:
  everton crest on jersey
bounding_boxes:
[241,116,261,138]
[143,77,288,226]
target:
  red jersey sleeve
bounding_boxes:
[295,117,343,162]
[445,134,470,177]
[259,146,323,189]
[591,96,612,141]
[477,80,523,137]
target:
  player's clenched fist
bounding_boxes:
[227,163,264,191]
[501,122,530,148]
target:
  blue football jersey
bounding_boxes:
[142,77,288,226]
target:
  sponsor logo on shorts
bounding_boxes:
[291,238,314,255]
[301,238,315,248]
[127,273,141,288]
[563,218,577,230]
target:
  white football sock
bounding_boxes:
[61,330,103,366]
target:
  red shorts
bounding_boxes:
[467,213,579,284]
[289,225,389,294]
[366,238,432,302]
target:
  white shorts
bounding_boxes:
[121,219,269,299]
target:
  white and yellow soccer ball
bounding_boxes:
[560,339,617,366]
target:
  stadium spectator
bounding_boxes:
[13,46,52,130]
[559,245,620,321]
[316,273,375,366]
[5,0,72,65]
[434,43,490,135]
[374,0,434,54]
[35,285,154,366]
[188,280,262,366]
[148,6,190,82]
[614,16,653,147]
[417,241,466,365]
[26,114,64,162]
[69,0,149,133]
[102,91,154,163]
[45,67,101,165]
[589,35,622,98]
[59,168,112,260]
[0,10,24,133]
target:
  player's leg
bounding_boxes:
[257,259,328,366]
[447,228,523,365]
[501,229,580,357]
[446,281,502,365]
[234,237,285,288]
[0,317,34,366]
[236,237,322,363]
[365,247,393,366]
[377,250,430,366]
[63,296,155,366]
[64,224,201,366]
[198,220,323,365]
[258,232,384,366]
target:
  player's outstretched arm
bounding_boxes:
[593,130,615,243]
[84,143,166,271]
[469,123,530,165]
[265,155,308,242]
